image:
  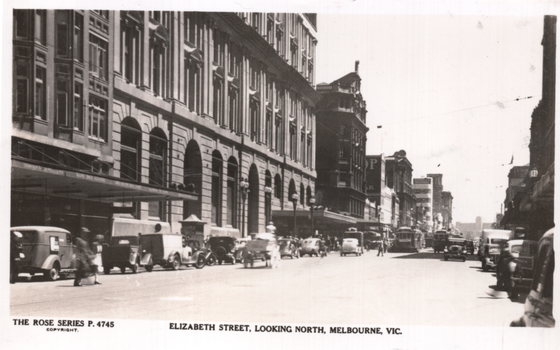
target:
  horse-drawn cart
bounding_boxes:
[242,233,279,268]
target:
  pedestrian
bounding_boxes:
[377,239,384,257]
[265,221,277,234]
[90,234,104,285]
[74,227,97,287]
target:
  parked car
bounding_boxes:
[501,239,538,299]
[341,238,362,256]
[10,226,76,281]
[206,235,237,264]
[342,228,365,255]
[300,237,322,257]
[278,238,300,259]
[102,235,145,274]
[140,233,205,270]
[443,237,467,262]
[510,228,555,327]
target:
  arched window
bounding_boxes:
[226,157,238,227]
[300,182,305,206]
[120,117,141,182]
[211,150,223,225]
[183,140,202,219]
[274,174,283,200]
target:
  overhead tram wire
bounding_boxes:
[374,95,536,127]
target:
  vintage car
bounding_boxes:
[443,238,467,262]
[433,231,449,253]
[278,238,300,259]
[300,237,322,257]
[206,235,237,264]
[502,239,539,299]
[10,226,77,281]
[140,233,205,270]
[510,228,555,327]
[341,238,362,256]
[102,235,145,274]
[342,228,365,256]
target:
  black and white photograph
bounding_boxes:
[2,1,558,349]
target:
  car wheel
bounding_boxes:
[195,255,206,269]
[44,263,60,281]
[131,261,139,274]
[171,255,181,270]
[103,266,111,275]
[207,254,217,266]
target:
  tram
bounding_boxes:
[390,227,422,252]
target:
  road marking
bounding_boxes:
[159,296,194,301]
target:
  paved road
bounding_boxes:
[10,249,526,327]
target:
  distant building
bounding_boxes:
[386,150,416,228]
[413,177,433,232]
[456,216,493,240]
[365,154,398,236]
[441,191,453,230]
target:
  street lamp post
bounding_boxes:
[309,197,316,236]
[292,193,299,237]
[240,178,249,238]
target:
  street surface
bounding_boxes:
[10,249,526,327]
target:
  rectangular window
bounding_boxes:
[89,96,107,141]
[229,88,238,132]
[73,83,83,130]
[14,10,30,40]
[35,66,46,120]
[56,79,69,126]
[56,11,70,57]
[123,26,139,84]
[15,60,30,114]
[89,34,108,80]
[74,13,83,62]
[35,10,46,45]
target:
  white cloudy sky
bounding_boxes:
[316,13,545,224]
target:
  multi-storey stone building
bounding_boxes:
[315,62,368,217]
[11,10,321,239]
[386,150,417,228]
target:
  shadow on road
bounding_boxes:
[392,252,480,261]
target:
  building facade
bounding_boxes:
[412,177,433,232]
[11,10,321,239]
[315,62,369,219]
[508,15,555,240]
[441,191,453,231]
[385,150,416,227]
[364,154,398,236]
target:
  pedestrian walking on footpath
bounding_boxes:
[377,239,385,257]
[73,227,96,287]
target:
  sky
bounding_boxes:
[315,12,548,224]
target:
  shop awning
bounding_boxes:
[272,208,357,224]
[12,159,198,203]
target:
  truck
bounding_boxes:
[478,229,514,272]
